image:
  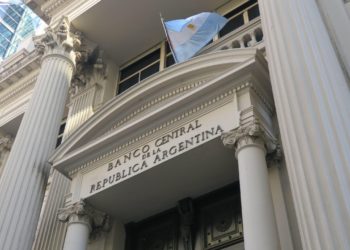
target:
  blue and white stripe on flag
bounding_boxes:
[164,12,227,63]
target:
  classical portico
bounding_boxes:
[48,48,290,250]
[0,0,349,249]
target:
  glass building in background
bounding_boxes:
[0,1,42,59]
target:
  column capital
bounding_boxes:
[221,118,277,157]
[69,48,107,97]
[34,16,85,66]
[58,200,110,234]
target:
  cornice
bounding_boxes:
[0,76,37,107]
[51,49,271,176]
[0,51,41,90]
[42,0,72,19]
[52,50,256,159]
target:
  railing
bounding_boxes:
[200,17,264,54]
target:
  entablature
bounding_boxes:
[0,50,41,92]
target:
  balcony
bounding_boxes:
[116,15,264,95]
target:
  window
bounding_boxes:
[117,42,176,95]
[118,48,161,94]
[165,42,175,67]
[219,0,259,38]
[56,120,66,148]
[116,0,261,95]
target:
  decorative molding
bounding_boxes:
[266,142,283,166]
[51,49,269,176]
[58,200,110,235]
[105,77,208,136]
[201,197,243,250]
[0,76,37,106]
[0,135,13,152]
[42,0,72,18]
[0,51,40,85]
[69,47,107,97]
[67,85,238,176]
[221,117,277,156]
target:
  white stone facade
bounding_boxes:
[0,0,349,249]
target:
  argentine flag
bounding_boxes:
[164,12,228,63]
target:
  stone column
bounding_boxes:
[0,135,13,178]
[258,0,350,249]
[222,119,279,250]
[58,200,110,250]
[0,17,81,250]
[314,0,350,78]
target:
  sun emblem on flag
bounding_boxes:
[187,23,196,30]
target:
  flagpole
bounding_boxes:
[160,13,179,64]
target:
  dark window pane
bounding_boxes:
[248,5,260,20]
[219,15,244,37]
[165,41,172,54]
[59,122,66,135]
[120,49,160,80]
[140,62,159,80]
[118,74,139,94]
[166,54,175,67]
[224,0,257,19]
[56,137,62,148]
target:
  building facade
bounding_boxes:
[0,0,349,250]
[0,2,42,60]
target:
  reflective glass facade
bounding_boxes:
[0,2,42,59]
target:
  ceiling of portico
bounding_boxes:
[72,0,229,65]
[87,137,238,223]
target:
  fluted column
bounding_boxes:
[314,0,350,77]
[222,119,279,250]
[58,200,110,250]
[0,17,81,250]
[0,135,13,178]
[258,0,350,249]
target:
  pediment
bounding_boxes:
[51,48,269,177]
